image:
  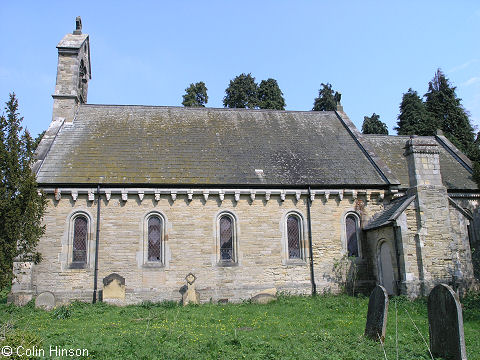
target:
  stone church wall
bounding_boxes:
[447,202,475,289]
[451,197,480,279]
[397,195,476,297]
[30,191,384,304]
[364,194,477,298]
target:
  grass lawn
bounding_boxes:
[1,291,479,360]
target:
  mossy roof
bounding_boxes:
[36,105,388,186]
[362,134,476,190]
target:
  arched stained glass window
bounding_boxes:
[287,215,301,259]
[72,215,88,263]
[346,214,359,257]
[220,215,233,261]
[148,216,163,262]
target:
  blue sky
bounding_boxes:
[1,1,479,138]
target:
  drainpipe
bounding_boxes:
[307,187,317,295]
[93,185,101,303]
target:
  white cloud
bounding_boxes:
[462,77,480,86]
[447,59,478,74]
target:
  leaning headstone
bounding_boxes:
[102,273,126,304]
[182,273,200,306]
[35,291,56,310]
[428,284,467,360]
[364,285,389,341]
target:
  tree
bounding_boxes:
[223,73,259,109]
[312,83,337,111]
[473,161,480,187]
[424,69,475,154]
[471,132,480,162]
[34,130,45,151]
[395,88,436,136]
[182,81,208,107]
[0,93,46,289]
[362,113,388,135]
[472,132,480,189]
[258,78,286,110]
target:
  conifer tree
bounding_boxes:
[312,83,337,111]
[471,132,480,189]
[362,113,388,135]
[0,93,46,289]
[473,161,480,187]
[258,78,286,110]
[182,82,208,107]
[424,69,475,154]
[395,88,436,136]
[34,131,45,151]
[223,73,258,109]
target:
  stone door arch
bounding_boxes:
[377,241,395,295]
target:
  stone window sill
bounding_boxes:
[69,262,86,269]
[284,259,307,266]
[142,262,165,269]
[217,261,238,267]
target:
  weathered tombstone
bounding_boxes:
[35,291,56,310]
[102,273,126,304]
[428,284,467,360]
[182,273,200,306]
[364,284,389,341]
[251,287,277,304]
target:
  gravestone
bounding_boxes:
[182,273,200,306]
[428,284,467,360]
[251,287,277,304]
[364,285,389,341]
[35,291,56,310]
[102,273,126,304]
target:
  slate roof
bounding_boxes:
[362,135,476,190]
[57,33,88,49]
[35,105,388,186]
[364,195,416,230]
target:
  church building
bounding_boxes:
[9,19,479,305]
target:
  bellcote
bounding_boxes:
[53,17,91,105]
